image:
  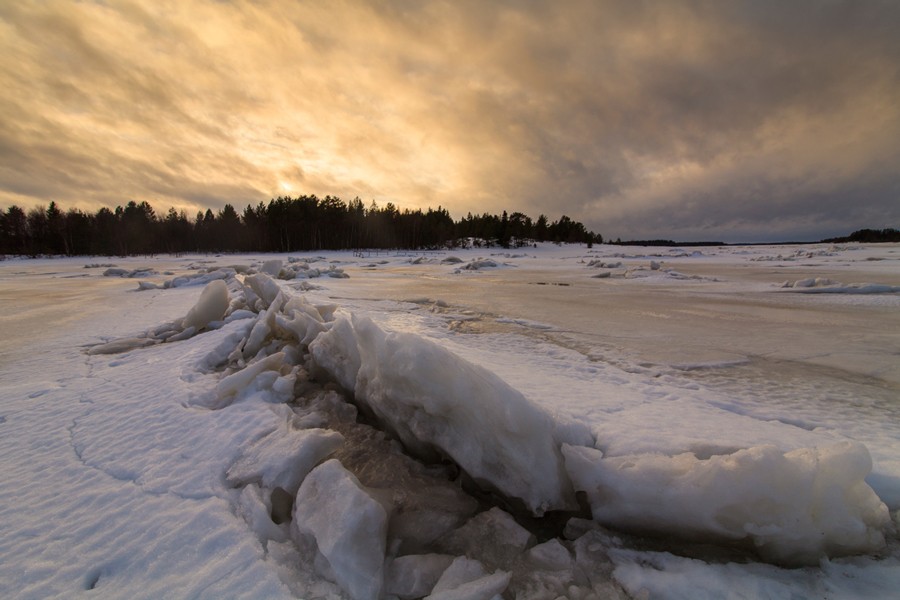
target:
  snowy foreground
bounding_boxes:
[1,243,899,599]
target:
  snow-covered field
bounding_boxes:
[1,242,899,599]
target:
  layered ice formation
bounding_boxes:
[310,313,577,515]
[111,271,888,598]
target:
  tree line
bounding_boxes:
[0,196,602,256]
[822,228,900,244]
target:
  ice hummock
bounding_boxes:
[56,255,897,600]
[228,276,888,539]
[202,273,891,573]
[310,313,578,516]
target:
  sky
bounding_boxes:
[1,0,898,243]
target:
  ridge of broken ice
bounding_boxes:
[79,268,895,598]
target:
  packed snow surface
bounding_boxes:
[1,242,899,599]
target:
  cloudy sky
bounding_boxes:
[1,0,898,242]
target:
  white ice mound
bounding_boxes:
[310,314,576,515]
[292,459,388,600]
[181,279,229,330]
[562,441,891,565]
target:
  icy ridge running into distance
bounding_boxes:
[80,262,894,600]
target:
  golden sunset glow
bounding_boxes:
[1,0,898,241]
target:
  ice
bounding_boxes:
[781,277,900,293]
[438,507,536,567]
[103,266,157,278]
[526,539,574,572]
[245,272,283,308]
[86,336,157,355]
[235,483,290,544]
[181,279,230,330]
[562,441,891,564]
[426,556,511,600]
[292,459,388,600]
[213,351,286,406]
[609,549,900,600]
[385,554,455,599]
[226,422,344,495]
[166,267,235,288]
[3,244,899,599]
[461,258,499,270]
[310,313,576,515]
[261,258,284,276]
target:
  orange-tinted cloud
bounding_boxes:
[1,0,898,241]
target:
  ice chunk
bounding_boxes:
[431,556,487,591]
[276,307,328,346]
[782,278,900,293]
[224,309,256,323]
[165,268,234,288]
[226,425,344,495]
[526,539,573,571]
[310,315,575,515]
[562,441,891,564]
[461,258,499,270]
[86,336,157,355]
[261,259,283,277]
[292,459,387,600]
[385,554,455,599]
[164,326,196,342]
[234,484,288,544]
[181,280,230,331]
[241,293,285,358]
[439,508,535,566]
[388,483,478,556]
[244,273,282,308]
[309,316,361,392]
[214,352,285,405]
[426,556,511,600]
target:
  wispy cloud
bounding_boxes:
[1,0,898,241]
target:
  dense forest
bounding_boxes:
[822,228,900,244]
[0,196,601,257]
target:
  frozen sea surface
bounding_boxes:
[1,243,899,599]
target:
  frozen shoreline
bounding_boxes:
[2,243,899,599]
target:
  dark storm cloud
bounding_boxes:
[0,0,897,241]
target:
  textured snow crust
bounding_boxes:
[2,244,899,599]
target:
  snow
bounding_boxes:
[1,242,899,599]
